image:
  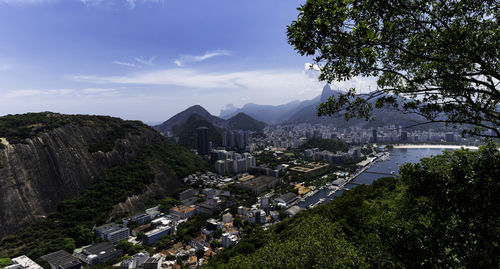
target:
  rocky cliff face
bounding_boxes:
[0,121,159,238]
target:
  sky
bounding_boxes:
[0,0,376,123]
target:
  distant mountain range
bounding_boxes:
[154,105,266,134]
[219,84,423,128]
[219,84,339,123]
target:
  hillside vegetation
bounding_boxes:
[0,113,210,263]
[0,112,136,146]
[172,114,223,150]
[205,143,500,268]
[226,113,266,132]
[0,139,209,261]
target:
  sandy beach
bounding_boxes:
[392,144,479,149]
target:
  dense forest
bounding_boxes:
[204,143,500,268]
[0,138,210,264]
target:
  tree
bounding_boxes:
[287,0,499,137]
[391,142,500,268]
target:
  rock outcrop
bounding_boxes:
[0,120,161,238]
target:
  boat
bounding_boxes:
[327,190,335,197]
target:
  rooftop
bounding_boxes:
[41,250,81,269]
[83,242,117,256]
[10,256,43,269]
[94,223,126,233]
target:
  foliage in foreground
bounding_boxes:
[205,143,499,268]
[287,0,499,137]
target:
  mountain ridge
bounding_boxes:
[155,105,266,134]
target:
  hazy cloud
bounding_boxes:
[135,56,156,66]
[78,0,164,9]
[174,50,231,67]
[112,61,136,67]
[4,88,117,98]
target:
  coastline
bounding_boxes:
[392,144,479,149]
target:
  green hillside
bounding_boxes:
[205,143,500,268]
[0,113,210,262]
[172,114,223,150]
[226,113,266,132]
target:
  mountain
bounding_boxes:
[218,84,339,124]
[169,112,265,150]
[219,101,305,123]
[221,84,424,128]
[172,114,224,150]
[0,112,207,239]
[155,105,226,134]
[226,113,266,132]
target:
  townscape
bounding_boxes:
[0,0,498,268]
[1,118,477,269]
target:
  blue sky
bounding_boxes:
[0,0,375,122]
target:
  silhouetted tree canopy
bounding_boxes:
[287,0,499,137]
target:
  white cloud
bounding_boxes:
[69,68,378,95]
[3,88,117,98]
[305,62,321,71]
[112,61,136,67]
[174,50,231,67]
[135,56,156,66]
[78,0,164,9]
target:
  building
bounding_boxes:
[313,130,321,139]
[94,223,129,243]
[5,256,43,269]
[41,251,83,269]
[143,256,163,269]
[123,213,151,226]
[372,129,377,143]
[179,188,195,201]
[202,188,216,199]
[274,192,298,207]
[222,233,239,248]
[260,197,269,209]
[197,127,210,155]
[257,210,266,224]
[222,213,233,224]
[196,199,220,215]
[400,131,408,142]
[144,226,171,245]
[285,206,304,217]
[236,176,281,194]
[169,205,196,219]
[74,242,122,265]
[446,132,455,142]
[222,131,228,148]
[120,252,150,269]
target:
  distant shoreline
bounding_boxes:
[392,144,479,149]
